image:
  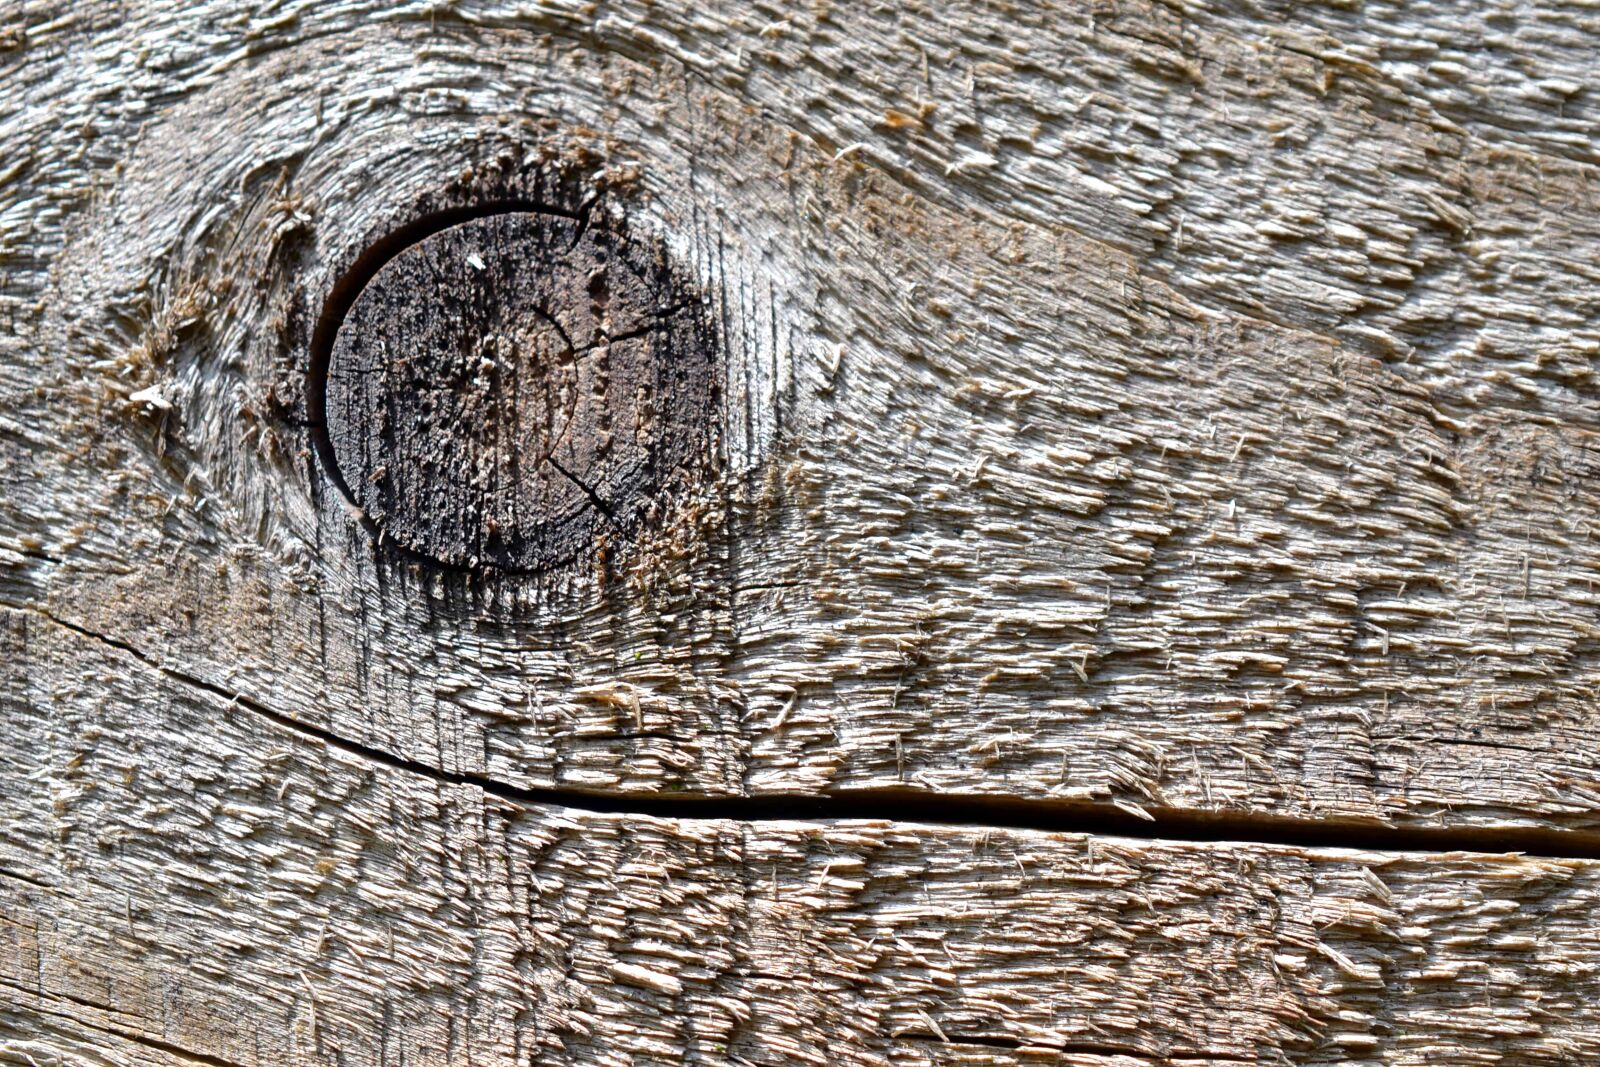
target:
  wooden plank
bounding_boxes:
[4,606,1600,1066]
[4,0,1600,832]
[13,4,1600,1062]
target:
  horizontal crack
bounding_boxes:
[30,608,1600,861]
[900,1031,1029,1051]
[0,867,51,889]
[901,1030,1168,1061]
[2,978,250,1067]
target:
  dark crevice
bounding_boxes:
[902,1030,1245,1062]
[579,311,689,352]
[900,1031,1026,1051]
[1385,732,1550,755]
[42,987,118,1018]
[546,454,617,523]
[114,1032,251,1067]
[32,608,1600,862]
[0,866,51,889]
[2,977,249,1067]
[730,579,802,595]
[901,1030,1165,1060]
[900,1031,1028,1050]
[566,192,601,251]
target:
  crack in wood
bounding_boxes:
[547,453,618,524]
[0,867,50,890]
[900,1030,1170,1061]
[2,978,252,1067]
[29,607,1600,862]
[899,1030,1246,1064]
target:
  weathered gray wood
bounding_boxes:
[7,2,1600,1061]
[5,607,1600,1066]
[4,0,1600,832]
[0,995,1246,1067]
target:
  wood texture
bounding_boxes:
[5,0,1600,834]
[6,1,1600,1062]
[6,607,1600,1066]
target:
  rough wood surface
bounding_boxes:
[5,0,1600,834]
[7,607,1600,1067]
[7,1,1600,1062]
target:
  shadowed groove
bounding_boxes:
[35,606,1600,863]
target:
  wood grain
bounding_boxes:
[6,606,1600,1066]
[7,2,1600,1059]
[5,0,1596,832]
[16,3,1600,1060]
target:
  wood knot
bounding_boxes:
[318,209,718,571]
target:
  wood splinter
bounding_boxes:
[319,209,717,572]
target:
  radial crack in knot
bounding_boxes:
[318,209,718,572]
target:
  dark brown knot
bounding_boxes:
[318,208,718,572]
